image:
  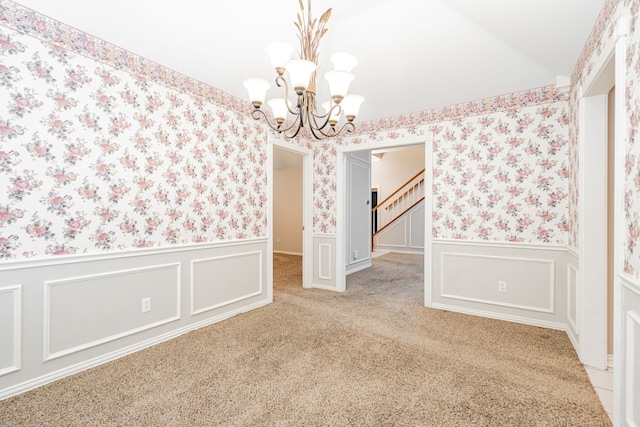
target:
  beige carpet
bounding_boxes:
[0,253,611,426]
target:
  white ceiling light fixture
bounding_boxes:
[243,0,365,139]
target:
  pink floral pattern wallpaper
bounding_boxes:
[567,0,640,278]
[0,3,270,259]
[429,104,568,243]
[311,89,570,244]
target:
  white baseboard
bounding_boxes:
[431,302,566,331]
[0,298,271,401]
[273,251,302,256]
[346,261,372,276]
[311,283,342,292]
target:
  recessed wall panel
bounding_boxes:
[0,285,21,376]
[191,251,262,315]
[46,264,180,360]
[441,252,554,313]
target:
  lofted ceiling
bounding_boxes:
[13,0,605,123]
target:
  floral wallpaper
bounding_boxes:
[0,3,270,260]
[312,88,570,245]
[429,104,568,243]
[567,0,640,278]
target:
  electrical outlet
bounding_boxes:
[353,250,358,259]
[498,281,507,293]
[276,237,280,243]
[141,297,152,313]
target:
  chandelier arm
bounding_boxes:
[275,76,300,116]
[283,116,304,139]
[312,121,354,138]
[311,102,341,130]
[250,108,302,135]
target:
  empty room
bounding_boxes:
[1,0,639,425]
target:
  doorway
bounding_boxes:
[336,136,431,297]
[269,141,312,293]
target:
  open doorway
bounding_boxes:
[269,141,312,295]
[579,49,618,370]
[336,137,430,295]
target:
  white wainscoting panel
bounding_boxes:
[191,251,262,316]
[0,285,22,376]
[45,263,181,361]
[313,235,336,290]
[626,309,640,426]
[619,274,640,427]
[440,252,554,313]
[376,218,407,248]
[567,264,578,335]
[409,206,425,249]
[432,241,567,329]
[0,238,269,401]
[374,200,424,254]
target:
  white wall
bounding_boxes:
[0,240,269,399]
[273,166,303,255]
[371,146,425,202]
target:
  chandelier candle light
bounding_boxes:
[243,0,365,139]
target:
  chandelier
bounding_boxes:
[243,0,364,139]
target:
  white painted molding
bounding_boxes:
[625,310,640,425]
[273,251,303,256]
[567,264,579,335]
[433,238,568,252]
[345,261,372,276]
[318,243,333,281]
[43,263,181,362]
[431,302,566,331]
[0,297,271,401]
[567,246,579,258]
[0,237,268,271]
[375,217,408,248]
[620,273,640,296]
[555,75,571,95]
[0,284,22,377]
[409,208,425,249]
[440,252,555,314]
[190,251,263,316]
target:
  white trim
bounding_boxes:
[345,261,372,276]
[0,297,271,401]
[409,207,425,249]
[0,237,268,271]
[0,284,22,377]
[336,136,431,294]
[567,264,579,334]
[433,238,567,252]
[439,252,555,314]
[620,273,640,296]
[318,243,333,281]
[310,283,339,292]
[567,246,579,258]
[273,250,303,256]
[424,138,433,307]
[625,310,640,426]
[431,302,566,331]
[374,218,408,248]
[268,137,313,289]
[43,263,181,362]
[190,251,263,316]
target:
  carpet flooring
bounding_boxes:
[0,252,611,426]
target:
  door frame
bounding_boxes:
[578,14,627,370]
[335,135,432,298]
[268,137,313,292]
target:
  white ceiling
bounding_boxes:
[14,0,604,123]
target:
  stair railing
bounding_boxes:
[372,168,425,235]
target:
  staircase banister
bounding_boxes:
[372,175,425,213]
